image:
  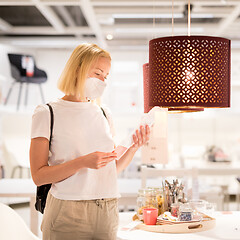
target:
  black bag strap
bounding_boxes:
[35,103,53,214]
[100,107,107,119]
[46,103,54,149]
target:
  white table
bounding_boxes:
[118,211,240,240]
[0,178,38,236]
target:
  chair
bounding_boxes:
[235,177,240,210]
[5,53,47,110]
[141,165,198,189]
[0,202,40,240]
[0,165,4,178]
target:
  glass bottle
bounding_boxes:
[137,188,158,220]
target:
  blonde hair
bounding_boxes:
[58,43,111,99]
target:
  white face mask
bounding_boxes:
[84,77,107,100]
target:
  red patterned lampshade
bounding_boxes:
[143,63,204,113]
[148,36,231,110]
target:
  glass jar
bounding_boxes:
[178,204,193,221]
[189,199,207,213]
[137,188,158,220]
[171,202,180,217]
[153,188,166,215]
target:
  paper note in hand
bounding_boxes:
[114,145,128,160]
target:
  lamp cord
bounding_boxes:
[153,0,156,39]
[188,0,191,36]
[172,0,174,36]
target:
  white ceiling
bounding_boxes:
[0,0,240,50]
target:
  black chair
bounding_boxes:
[5,54,47,110]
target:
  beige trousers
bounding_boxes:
[41,194,119,240]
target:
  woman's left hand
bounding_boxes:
[131,125,150,150]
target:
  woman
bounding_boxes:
[30,43,150,240]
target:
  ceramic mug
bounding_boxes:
[143,208,158,225]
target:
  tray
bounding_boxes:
[136,218,216,233]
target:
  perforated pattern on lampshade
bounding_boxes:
[149,36,231,109]
[143,63,204,113]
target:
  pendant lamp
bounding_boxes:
[146,1,231,111]
[143,63,204,113]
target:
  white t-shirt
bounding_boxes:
[31,99,120,200]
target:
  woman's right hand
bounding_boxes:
[83,151,117,169]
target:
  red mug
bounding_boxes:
[143,208,158,225]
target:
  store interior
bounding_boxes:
[0,0,240,239]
